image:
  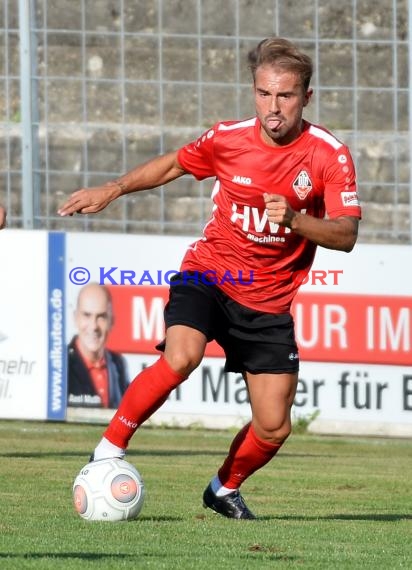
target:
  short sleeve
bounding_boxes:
[177,125,218,180]
[323,146,362,219]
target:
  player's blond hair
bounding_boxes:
[248,37,313,90]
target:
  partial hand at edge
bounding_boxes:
[57,184,122,217]
[0,206,7,229]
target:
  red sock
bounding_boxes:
[217,422,282,489]
[103,356,185,449]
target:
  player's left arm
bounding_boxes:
[263,193,359,252]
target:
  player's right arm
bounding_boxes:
[58,151,186,216]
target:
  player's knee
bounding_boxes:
[253,418,292,444]
[164,349,202,377]
[273,424,292,443]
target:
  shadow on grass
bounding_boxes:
[0,552,158,561]
[0,550,302,564]
[259,513,412,522]
[0,450,338,459]
[135,515,183,522]
[324,513,412,521]
[0,449,227,459]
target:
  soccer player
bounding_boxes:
[58,37,361,519]
[0,205,6,229]
[68,283,129,409]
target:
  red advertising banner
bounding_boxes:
[106,286,412,366]
[293,293,411,365]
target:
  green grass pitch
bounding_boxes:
[0,420,410,569]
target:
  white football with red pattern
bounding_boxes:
[73,458,145,521]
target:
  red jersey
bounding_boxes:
[177,117,361,314]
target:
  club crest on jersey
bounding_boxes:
[292,170,312,200]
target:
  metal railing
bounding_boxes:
[0,0,410,242]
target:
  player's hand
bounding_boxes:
[263,193,296,228]
[57,185,122,217]
[0,206,7,229]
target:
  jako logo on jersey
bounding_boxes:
[292,170,312,200]
[232,175,252,185]
[341,192,359,207]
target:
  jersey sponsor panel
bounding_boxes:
[341,192,360,207]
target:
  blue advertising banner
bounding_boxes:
[47,232,67,420]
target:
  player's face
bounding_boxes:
[253,65,313,147]
[75,288,112,360]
